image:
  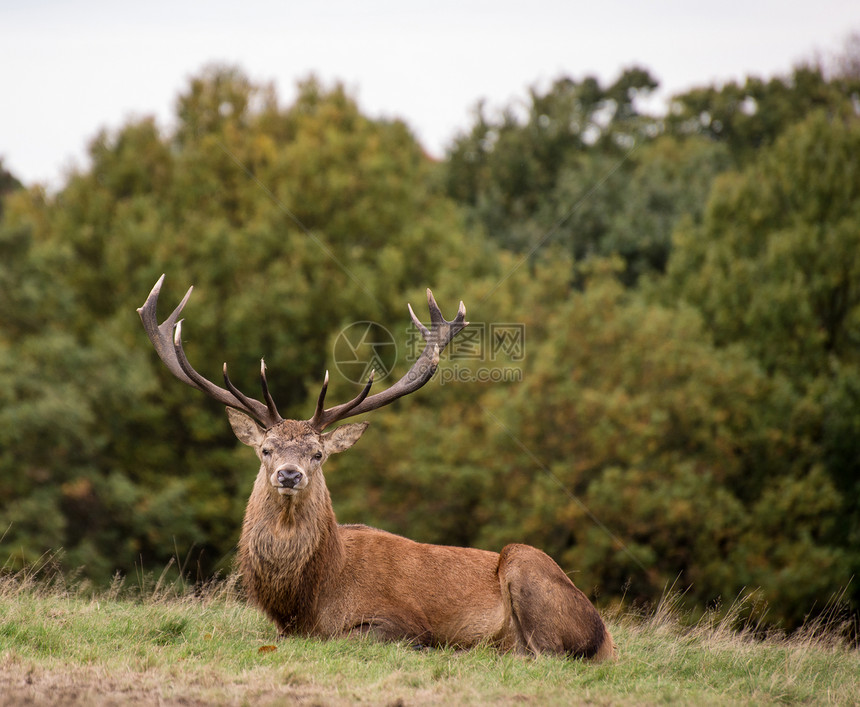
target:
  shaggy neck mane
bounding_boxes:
[240,476,344,634]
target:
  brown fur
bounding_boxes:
[230,411,615,660]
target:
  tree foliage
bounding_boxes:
[485,262,848,623]
[665,64,860,163]
[654,104,860,615]
[661,111,860,379]
[442,69,737,285]
[0,65,480,581]
[2,60,858,628]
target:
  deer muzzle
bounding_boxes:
[271,464,307,495]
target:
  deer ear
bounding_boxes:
[227,407,266,447]
[322,421,370,455]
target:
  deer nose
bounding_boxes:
[276,465,304,489]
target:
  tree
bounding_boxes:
[443,69,659,252]
[0,158,23,215]
[443,69,739,286]
[0,66,482,583]
[655,106,860,619]
[660,109,860,380]
[472,259,850,624]
[826,30,860,80]
[665,64,860,165]
[548,135,731,284]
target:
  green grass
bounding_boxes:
[0,570,857,705]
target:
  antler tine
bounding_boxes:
[310,369,375,431]
[313,370,331,422]
[137,275,194,382]
[407,302,431,338]
[171,319,234,399]
[308,288,468,431]
[138,275,282,429]
[425,288,444,325]
[259,359,282,423]
[222,359,282,425]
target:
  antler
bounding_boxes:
[137,275,283,428]
[309,288,468,431]
[139,277,468,433]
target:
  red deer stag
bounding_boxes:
[138,275,615,660]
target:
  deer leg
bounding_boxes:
[344,615,435,648]
[497,544,615,660]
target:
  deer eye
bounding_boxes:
[313,451,323,461]
[262,448,272,457]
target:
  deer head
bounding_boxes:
[137,275,468,501]
[225,411,369,498]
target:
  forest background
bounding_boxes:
[2,42,859,631]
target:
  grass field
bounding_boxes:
[1,568,857,706]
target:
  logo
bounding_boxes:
[332,321,397,384]
[403,321,526,385]
[405,323,525,362]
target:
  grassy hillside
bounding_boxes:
[0,569,857,706]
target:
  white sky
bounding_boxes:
[2,0,858,187]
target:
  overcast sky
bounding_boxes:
[3,0,858,187]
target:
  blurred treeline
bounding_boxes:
[1,52,859,628]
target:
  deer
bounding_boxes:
[138,275,615,660]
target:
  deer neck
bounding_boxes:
[241,468,344,584]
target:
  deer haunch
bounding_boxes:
[498,544,615,660]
